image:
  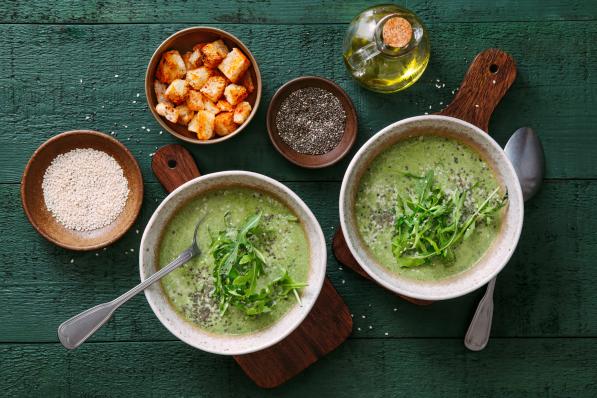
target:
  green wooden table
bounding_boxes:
[2,1,596,396]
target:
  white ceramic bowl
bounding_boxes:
[339,115,524,301]
[139,171,326,355]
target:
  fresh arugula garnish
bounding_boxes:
[209,211,307,316]
[392,170,506,267]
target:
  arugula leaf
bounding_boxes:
[391,171,506,267]
[209,211,307,316]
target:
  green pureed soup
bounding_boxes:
[158,187,309,335]
[355,135,505,281]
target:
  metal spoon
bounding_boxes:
[464,127,545,351]
[58,217,205,350]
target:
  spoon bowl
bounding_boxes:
[465,127,544,351]
[58,217,205,350]
[505,127,545,201]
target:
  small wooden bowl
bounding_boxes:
[145,26,262,144]
[21,130,144,251]
[266,76,357,168]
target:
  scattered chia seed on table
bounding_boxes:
[275,87,346,155]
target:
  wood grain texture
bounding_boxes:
[150,145,352,388]
[0,22,596,182]
[1,1,596,395]
[439,48,516,131]
[331,48,517,305]
[235,279,352,388]
[1,0,595,24]
[1,339,596,397]
[151,144,200,192]
[332,228,433,306]
[2,180,597,342]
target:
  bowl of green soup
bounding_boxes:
[340,115,524,300]
[139,171,326,355]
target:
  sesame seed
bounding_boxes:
[42,149,129,231]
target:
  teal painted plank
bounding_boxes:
[1,0,595,24]
[0,22,595,182]
[2,339,596,396]
[2,180,597,342]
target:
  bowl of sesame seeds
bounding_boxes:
[21,130,144,251]
[267,76,358,168]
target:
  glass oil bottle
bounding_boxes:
[343,4,430,93]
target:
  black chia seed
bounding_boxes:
[275,87,346,155]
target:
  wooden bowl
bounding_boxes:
[266,76,357,168]
[145,27,262,144]
[21,130,144,251]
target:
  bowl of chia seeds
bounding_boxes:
[267,76,357,168]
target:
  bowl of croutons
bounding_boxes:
[146,27,261,144]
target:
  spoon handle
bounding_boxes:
[464,277,496,351]
[57,247,196,350]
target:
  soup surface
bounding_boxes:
[355,135,504,281]
[158,187,309,335]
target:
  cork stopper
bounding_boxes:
[382,16,413,48]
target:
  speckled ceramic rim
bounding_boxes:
[139,171,326,355]
[339,115,524,301]
[145,26,262,145]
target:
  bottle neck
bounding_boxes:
[346,13,423,74]
[375,13,421,56]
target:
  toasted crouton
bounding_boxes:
[176,105,194,125]
[233,101,252,125]
[217,100,234,112]
[188,110,215,140]
[193,43,209,52]
[224,84,248,106]
[156,50,186,84]
[201,39,229,68]
[214,112,238,136]
[240,72,255,94]
[165,79,189,104]
[203,100,220,114]
[186,90,205,111]
[186,67,212,90]
[156,102,179,123]
[200,76,227,102]
[154,80,172,105]
[182,50,202,70]
[218,48,251,83]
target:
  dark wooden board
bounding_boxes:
[2,1,597,396]
[235,279,352,388]
[332,48,516,303]
[151,145,352,388]
[3,180,597,342]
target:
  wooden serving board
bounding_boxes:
[151,144,353,389]
[332,48,517,304]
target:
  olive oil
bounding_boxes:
[343,4,430,93]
